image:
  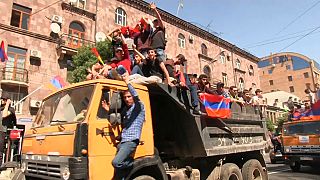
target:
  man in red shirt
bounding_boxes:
[109,33,132,79]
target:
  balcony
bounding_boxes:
[1,67,29,87]
[56,34,95,60]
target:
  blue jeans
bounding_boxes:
[131,65,144,76]
[112,140,138,180]
[180,73,199,108]
[108,65,127,79]
[155,48,166,62]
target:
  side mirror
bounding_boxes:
[109,113,121,126]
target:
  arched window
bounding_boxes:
[235,59,241,69]
[239,78,244,91]
[249,65,254,76]
[178,33,186,48]
[220,52,226,64]
[203,65,211,80]
[68,21,85,48]
[201,43,208,56]
[115,7,127,26]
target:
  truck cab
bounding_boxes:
[282,119,320,171]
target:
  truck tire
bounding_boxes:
[133,175,156,180]
[220,163,243,180]
[290,161,301,172]
[242,159,266,180]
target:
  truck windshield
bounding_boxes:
[283,121,320,135]
[33,85,94,127]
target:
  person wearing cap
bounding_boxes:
[173,54,202,115]
[150,3,166,62]
[109,33,132,78]
[134,17,152,57]
[0,92,17,165]
[251,89,267,117]
[214,82,230,98]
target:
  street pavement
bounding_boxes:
[266,162,320,180]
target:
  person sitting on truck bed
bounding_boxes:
[229,86,244,105]
[214,82,230,98]
[128,49,173,86]
[197,74,215,94]
[112,73,145,179]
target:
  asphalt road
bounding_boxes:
[267,162,320,180]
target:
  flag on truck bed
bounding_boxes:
[199,93,231,119]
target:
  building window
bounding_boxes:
[235,59,241,69]
[178,33,186,48]
[268,69,272,74]
[249,65,254,76]
[70,0,86,9]
[306,83,311,89]
[222,73,228,86]
[115,7,127,26]
[201,43,208,56]
[239,78,244,91]
[304,72,309,78]
[5,46,27,82]
[3,91,24,114]
[286,65,291,70]
[269,80,273,85]
[68,21,85,48]
[220,52,226,64]
[288,76,293,81]
[289,86,294,93]
[203,65,211,80]
[10,4,32,30]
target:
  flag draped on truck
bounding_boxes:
[199,93,231,119]
[292,92,320,120]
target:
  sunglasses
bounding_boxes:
[116,50,123,53]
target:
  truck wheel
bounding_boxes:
[242,159,266,180]
[133,175,156,180]
[220,163,243,180]
[290,161,301,172]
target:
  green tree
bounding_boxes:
[68,40,113,83]
[266,118,275,132]
[276,113,288,134]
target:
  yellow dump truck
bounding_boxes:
[9,79,269,180]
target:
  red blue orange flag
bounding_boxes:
[46,75,67,91]
[0,41,8,62]
[199,93,231,119]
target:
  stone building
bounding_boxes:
[0,0,260,121]
[259,52,320,101]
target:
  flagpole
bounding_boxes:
[13,85,44,108]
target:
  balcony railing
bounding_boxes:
[1,67,28,85]
[57,34,95,50]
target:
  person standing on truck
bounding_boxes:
[0,92,17,165]
[112,73,145,180]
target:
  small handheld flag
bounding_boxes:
[91,47,104,65]
[0,41,8,62]
[46,75,67,91]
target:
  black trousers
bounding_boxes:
[0,131,5,166]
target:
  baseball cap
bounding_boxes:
[115,46,123,51]
[1,92,10,100]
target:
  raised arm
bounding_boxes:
[107,28,120,42]
[133,46,146,60]
[150,3,164,29]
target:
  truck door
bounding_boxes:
[87,84,122,180]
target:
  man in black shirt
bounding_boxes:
[0,92,17,165]
[150,3,166,62]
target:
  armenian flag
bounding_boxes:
[91,47,104,65]
[0,41,8,62]
[199,93,231,119]
[46,75,67,91]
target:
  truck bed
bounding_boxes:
[147,84,268,158]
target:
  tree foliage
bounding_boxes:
[266,118,275,132]
[276,113,288,134]
[68,40,113,83]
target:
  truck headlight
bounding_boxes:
[62,167,70,180]
[21,162,26,172]
[285,148,290,153]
